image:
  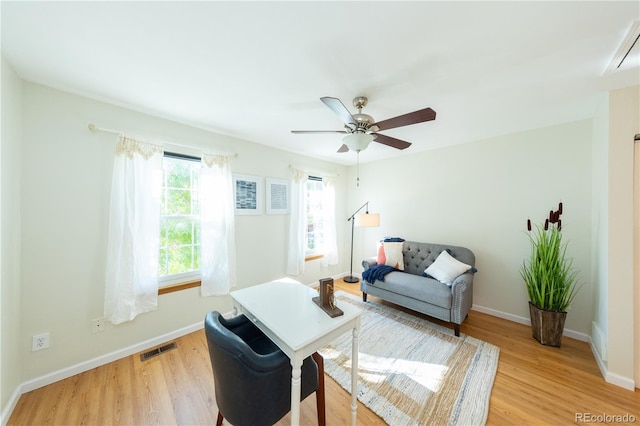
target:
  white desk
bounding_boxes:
[230,280,361,426]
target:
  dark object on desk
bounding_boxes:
[204,311,326,426]
[313,278,344,317]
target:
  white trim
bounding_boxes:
[588,335,609,383]
[587,328,636,391]
[471,304,531,327]
[591,321,607,362]
[2,315,227,424]
[605,371,637,391]
[3,274,353,424]
[304,271,353,288]
[21,321,203,393]
[1,386,22,426]
[5,289,633,426]
[603,20,640,75]
[472,304,638,391]
[158,270,201,287]
[471,303,589,342]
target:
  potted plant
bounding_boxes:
[520,203,579,347]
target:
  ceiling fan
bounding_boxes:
[292,96,436,153]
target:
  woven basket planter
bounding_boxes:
[529,302,567,347]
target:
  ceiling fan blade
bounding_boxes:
[291,130,348,134]
[374,107,436,131]
[372,133,412,150]
[320,97,357,127]
[337,144,349,153]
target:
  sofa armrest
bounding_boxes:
[362,257,378,270]
[450,272,474,325]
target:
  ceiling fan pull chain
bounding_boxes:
[357,151,360,187]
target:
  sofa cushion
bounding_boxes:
[377,241,405,271]
[370,271,452,309]
[425,250,472,285]
[403,241,475,277]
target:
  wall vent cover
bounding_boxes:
[604,20,640,75]
[140,342,177,361]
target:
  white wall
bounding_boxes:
[588,85,639,390]
[634,140,640,388]
[606,84,639,388]
[7,76,638,411]
[347,120,594,335]
[591,94,609,362]
[18,82,348,383]
[1,57,23,416]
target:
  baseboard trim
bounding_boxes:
[4,291,631,425]
[306,271,357,288]
[471,303,589,342]
[1,321,204,424]
[588,330,636,391]
[472,303,637,391]
[588,335,609,383]
[3,308,248,424]
[1,386,22,426]
[605,371,637,391]
[20,321,206,394]
[10,275,346,412]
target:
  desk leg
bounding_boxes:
[290,353,303,426]
[351,322,360,426]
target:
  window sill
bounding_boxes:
[305,254,324,262]
[158,279,201,295]
[157,254,325,293]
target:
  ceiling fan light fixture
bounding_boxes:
[343,132,374,152]
[294,96,434,153]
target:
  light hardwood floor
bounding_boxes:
[9,280,640,425]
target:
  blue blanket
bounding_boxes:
[362,264,396,284]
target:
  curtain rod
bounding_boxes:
[288,164,339,177]
[88,123,238,158]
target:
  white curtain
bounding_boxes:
[321,176,339,266]
[200,154,237,296]
[104,136,163,324]
[286,168,309,275]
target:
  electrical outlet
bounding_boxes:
[91,318,106,333]
[32,332,50,351]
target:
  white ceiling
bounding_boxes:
[2,1,639,165]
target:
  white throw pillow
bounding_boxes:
[424,250,472,285]
[377,241,405,271]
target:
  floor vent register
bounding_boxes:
[140,342,177,361]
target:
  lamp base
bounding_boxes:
[343,276,359,284]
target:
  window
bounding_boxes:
[306,176,324,257]
[158,154,201,282]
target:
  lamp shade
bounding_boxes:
[343,133,374,152]
[354,212,380,227]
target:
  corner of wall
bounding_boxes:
[590,92,609,372]
[606,84,639,388]
[0,55,23,424]
[591,320,607,362]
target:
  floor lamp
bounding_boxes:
[344,201,380,283]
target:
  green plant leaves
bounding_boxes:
[520,225,579,312]
[158,157,201,277]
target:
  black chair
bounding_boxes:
[204,311,325,426]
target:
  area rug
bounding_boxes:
[319,292,499,426]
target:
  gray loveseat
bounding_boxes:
[361,241,476,336]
